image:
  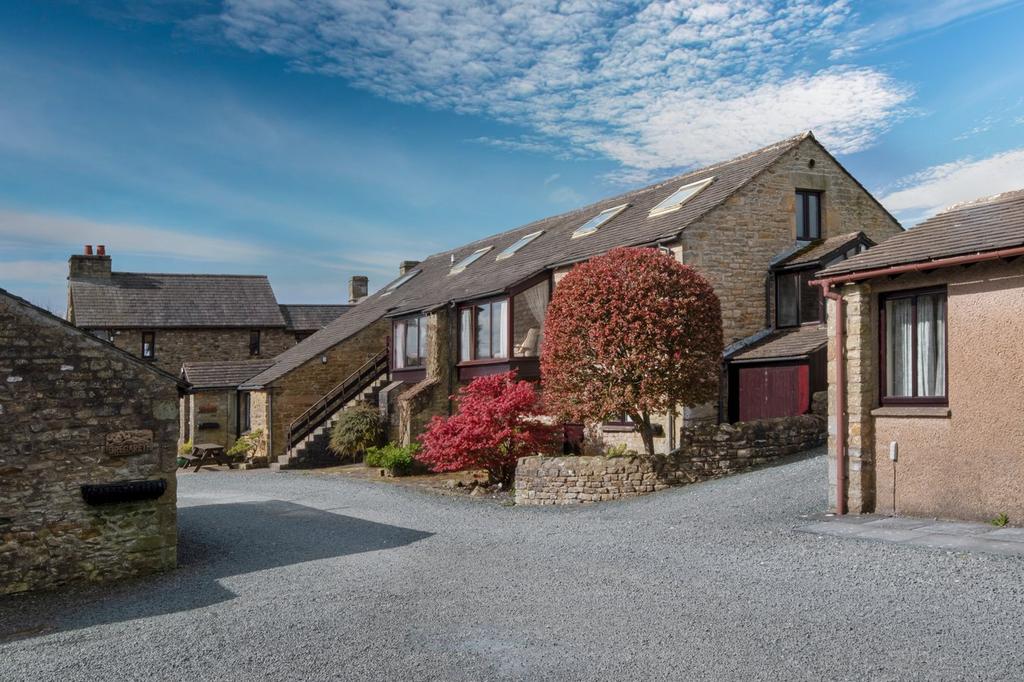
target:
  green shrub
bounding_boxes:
[605,443,637,458]
[329,403,382,460]
[365,443,421,476]
[178,439,193,455]
[227,429,263,460]
[991,513,1010,527]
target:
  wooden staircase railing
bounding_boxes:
[286,349,389,451]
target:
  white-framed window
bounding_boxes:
[381,269,421,296]
[649,176,714,217]
[458,298,508,361]
[450,247,492,274]
[572,204,629,239]
[496,231,543,260]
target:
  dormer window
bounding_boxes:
[496,231,543,260]
[381,269,420,296]
[572,204,629,239]
[450,247,492,274]
[649,177,714,217]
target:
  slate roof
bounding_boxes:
[774,232,873,270]
[68,273,287,329]
[0,286,187,387]
[279,304,352,332]
[241,132,845,389]
[818,189,1024,278]
[181,359,276,390]
[730,325,828,362]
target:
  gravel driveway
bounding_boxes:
[2,449,1023,681]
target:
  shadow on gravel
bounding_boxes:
[0,500,432,642]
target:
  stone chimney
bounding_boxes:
[68,244,112,279]
[399,260,420,276]
[348,275,368,303]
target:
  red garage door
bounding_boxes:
[737,364,810,422]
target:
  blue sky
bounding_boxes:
[2,0,1024,311]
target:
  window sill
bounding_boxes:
[602,424,636,433]
[871,406,950,419]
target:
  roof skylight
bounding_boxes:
[496,231,543,260]
[649,176,715,217]
[380,269,420,296]
[449,247,492,274]
[571,204,629,239]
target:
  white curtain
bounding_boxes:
[917,294,946,397]
[394,321,406,369]
[519,281,548,327]
[492,300,508,358]
[887,299,913,397]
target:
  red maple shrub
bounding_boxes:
[541,247,723,456]
[418,371,560,487]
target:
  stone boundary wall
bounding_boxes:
[515,413,825,506]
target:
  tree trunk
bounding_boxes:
[632,411,656,457]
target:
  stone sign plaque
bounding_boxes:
[105,430,153,457]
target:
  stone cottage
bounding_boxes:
[66,245,351,374]
[238,132,902,468]
[813,189,1024,522]
[1,286,183,595]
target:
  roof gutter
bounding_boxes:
[810,245,1024,289]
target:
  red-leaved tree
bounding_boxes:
[418,371,560,487]
[541,247,723,456]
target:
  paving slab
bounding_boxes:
[797,514,1024,558]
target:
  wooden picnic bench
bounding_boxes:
[180,443,232,472]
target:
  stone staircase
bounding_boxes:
[272,350,391,466]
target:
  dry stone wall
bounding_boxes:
[516,413,825,505]
[1,293,179,595]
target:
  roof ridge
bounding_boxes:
[415,132,811,261]
[941,188,1024,214]
[106,272,271,279]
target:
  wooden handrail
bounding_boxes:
[286,349,389,450]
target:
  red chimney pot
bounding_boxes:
[85,245,93,255]
[97,245,106,256]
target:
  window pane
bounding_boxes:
[491,300,508,359]
[795,193,806,238]
[418,315,428,366]
[886,299,913,397]
[460,309,472,362]
[513,281,548,357]
[916,294,946,397]
[777,274,799,327]
[807,193,820,239]
[404,318,419,367]
[475,304,491,358]
[799,271,821,324]
[394,321,407,369]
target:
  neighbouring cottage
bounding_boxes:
[814,189,1024,523]
[66,245,352,374]
[0,287,183,595]
[239,132,901,469]
[180,359,275,452]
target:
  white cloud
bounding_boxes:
[834,0,1020,56]
[0,209,268,262]
[547,186,585,206]
[880,148,1024,224]
[214,0,914,176]
[0,260,68,284]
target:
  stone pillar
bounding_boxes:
[827,284,875,514]
[396,307,456,446]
